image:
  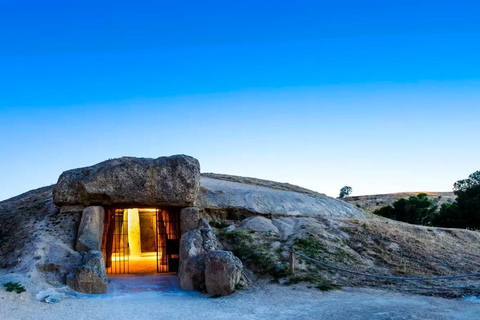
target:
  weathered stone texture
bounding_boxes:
[178,222,218,291]
[75,206,105,253]
[53,155,200,207]
[180,207,200,235]
[240,216,279,233]
[205,250,243,296]
[66,250,108,294]
[272,218,296,240]
[197,176,364,218]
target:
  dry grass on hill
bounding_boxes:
[342,192,456,212]
[295,216,480,297]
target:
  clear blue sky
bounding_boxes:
[1,0,479,200]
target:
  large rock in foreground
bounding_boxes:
[205,250,243,296]
[178,220,218,291]
[66,250,108,294]
[53,155,200,207]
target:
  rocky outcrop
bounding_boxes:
[197,176,364,218]
[180,207,200,235]
[36,243,82,286]
[205,250,243,296]
[271,218,296,240]
[240,216,279,233]
[66,250,108,294]
[201,173,324,195]
[75,206,104,253]
[178,220,218,291]
[53,155,200,207]
[342,192,456,213]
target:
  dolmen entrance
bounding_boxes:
[52,155,242,296]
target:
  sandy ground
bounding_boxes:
[1,275,479,320]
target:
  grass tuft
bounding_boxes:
[209,220,229,229]
[3,282,26,294]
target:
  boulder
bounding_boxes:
[198,218,210,230]
[272,218,295,240]
[205,250,243,296]
[180,207,200,234]
[53,155,200,207]
[36,243,82,285]
[178,225,218,291]
[66,250,108,294]
[240,216,279,233]
[76,206,105,253]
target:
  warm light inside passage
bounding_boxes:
[106,208,158,274]
[103,207,180,274]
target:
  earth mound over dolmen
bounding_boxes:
[52,155,242,295]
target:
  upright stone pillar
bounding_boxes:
[180,207,200,235]
[76,206,105,253]
[127,209,142,256]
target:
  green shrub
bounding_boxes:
[293,236,330,257]
[3,282,26,294]
[374,193,437,226]
[217,229,281,276]
[234,241,278,274]
[373,171,480,230]
[433,171,480,229]
[209,220,229,229]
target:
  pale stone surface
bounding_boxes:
[239,216,279,233]
[197,177,364,218]
[36,243,82,286]
[180,207,200,234]
[272,218,296,240]
[178,225,218,291]
[75,206,105,253]
[3,281,480,320]
[139,213,156,252]
[53,155,200,207]
[178,230,207,291]
[127,209,141,256]
[66,250,108,294]
[59,205,85,214]
[198,218,210,230]
[205,250,243,296]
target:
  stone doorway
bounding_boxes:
[102,207,180,274]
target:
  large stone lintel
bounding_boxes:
[53,155,200,207]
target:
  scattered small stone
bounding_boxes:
[44,295,62,304]
[225,225,236,232]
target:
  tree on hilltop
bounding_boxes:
[433,170,480,229]
[339,186,352,199]
[373,170,480,229]
[374,193,437,225]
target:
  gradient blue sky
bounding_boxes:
[1,0,479,200]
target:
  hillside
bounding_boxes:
[342,192,456,212]
[201,173,326,196]
[198,175,362,218]
[1,179,480,299]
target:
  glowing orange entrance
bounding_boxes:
[102,208,180,274]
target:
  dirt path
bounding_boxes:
[1,276,479,320]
